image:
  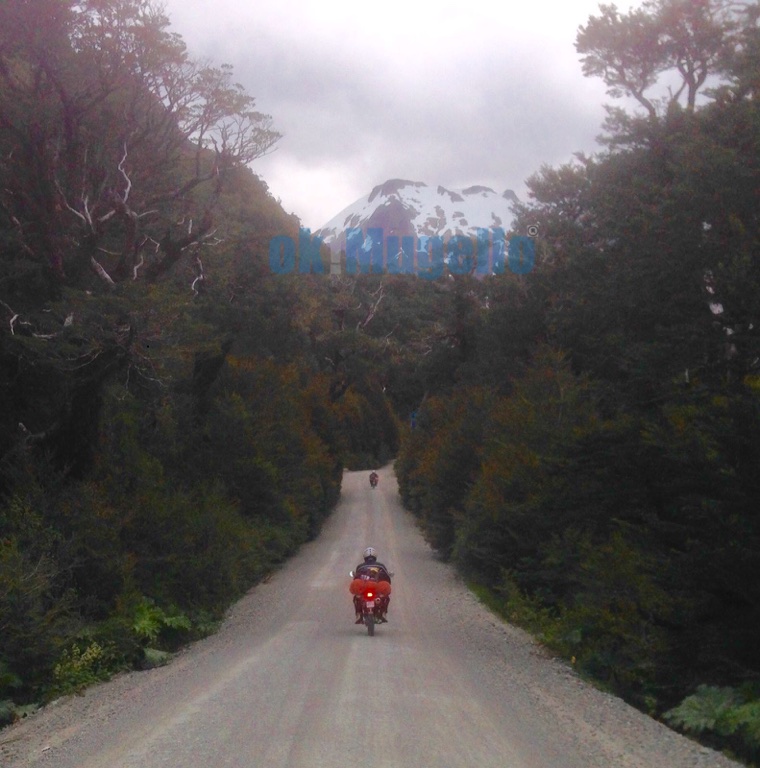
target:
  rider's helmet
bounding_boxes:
[363,546,377,562]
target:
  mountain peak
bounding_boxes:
[462,185,496,196]
[315,180,518,251]
[367,178,426,203]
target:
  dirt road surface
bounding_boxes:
[0,467,741,768]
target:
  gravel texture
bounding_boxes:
[0,468,743,768]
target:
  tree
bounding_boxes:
[577,0,731,119]
[0,0,280,297]
[0,0,282,486]
[397,0,760,733]
[577,3,666,119]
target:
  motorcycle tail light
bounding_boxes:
[366,591,374,598]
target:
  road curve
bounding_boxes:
[1,466,741,768]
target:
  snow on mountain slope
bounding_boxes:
[314,179,519,252]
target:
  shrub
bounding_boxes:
[665,685,760,762]
[48,642,112,699]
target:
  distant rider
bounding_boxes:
[369,471,379,488]
[351,546,392,623]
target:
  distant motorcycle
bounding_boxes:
[369,472,379,489]
[349,571,391,636]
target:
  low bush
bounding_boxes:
[665,685,760,764]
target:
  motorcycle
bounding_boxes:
[349,570,390,636]
[369,473,378,489]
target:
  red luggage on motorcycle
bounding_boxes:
[349,578,391,595]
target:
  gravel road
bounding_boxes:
[0,467,742,768]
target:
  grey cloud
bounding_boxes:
[180,12,610,224]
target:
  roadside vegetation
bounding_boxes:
[395,1,760,763]
[3,1,760,764]
[0,0,398,724]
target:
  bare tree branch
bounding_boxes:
[191,255,204,295]
[117,143,131,203]
[133,254,144,281]
[357,284,386,329]
[90,256,116,286]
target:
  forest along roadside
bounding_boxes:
[0,467,742,768]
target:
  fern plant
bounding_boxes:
[665,685,740,734]
[665,685,760,761]
[131,599,192,646]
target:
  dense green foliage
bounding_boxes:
[0,0,398,722]
[396,1,760,762]
[4,0,760,762]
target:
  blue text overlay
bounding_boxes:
[268,228,535,278]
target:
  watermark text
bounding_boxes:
[268,228,535,278]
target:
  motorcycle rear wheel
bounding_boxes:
[366,612,375,636]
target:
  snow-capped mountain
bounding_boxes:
[314,179,519,252]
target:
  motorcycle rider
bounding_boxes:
[352,546,392,623]
[369,471,379,488]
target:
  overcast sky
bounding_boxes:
[161,0,638,230]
